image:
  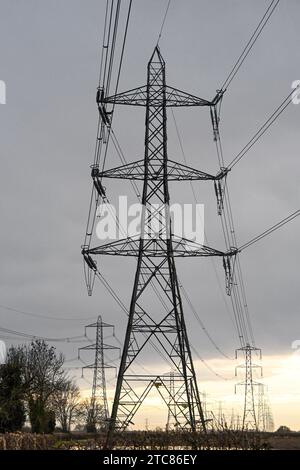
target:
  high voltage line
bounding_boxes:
[220,0,281,91]
[227,87,298,170]
[0,304,95,322]
[0,326,90,343]
[239,210,300,252]
[156,0,172,45]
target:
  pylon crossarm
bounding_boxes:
[85,319,115,329]
[104,85,147,106]
[96,158,216,181]
[236,344,262,356]
[84,237,139,257]
[79,343,119,351]
[86,236,226,258]
[166,160,214,180]
[82,364,116,370]
[172,236,226,257]
[236,381,262,387]
[104,85,212,108]
[124,374,185,380]
[165,86,211,107]
[96,159,145,180]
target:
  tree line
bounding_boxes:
[0,340,103,433]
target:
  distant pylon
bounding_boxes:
[257,384,274,432]
[166,372,176,432]
[218,401,224,429]
[79,316,119,431]
[264,400,274,432]
[202,392,207,423]
[230,408,235,430]
[257,383,266,431]
[236,413,241,430]
[235,343,262,431]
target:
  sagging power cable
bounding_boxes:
[239,210,300,252]
[0,304,95,322]
[220,0,280,91]
[227,87,298,170]
[0,326,90,344]
[157,0,172,45]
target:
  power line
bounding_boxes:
[113,0,133,101]
[221,185,255,346]
[100,0,133,173]
[157,0,172,45]
[208,90,256,348]
[220,0,280,90]
[180,284,233,361]
[83,0,134,300]
[239,210,300,252]
[98,0,114,88]
[227,87,297,170]
[0,304,95,322]
[190,345,229,381]
[84,0,133,252]
[0,326,90,343]
[104,0,121,99]
[171,108,237,354]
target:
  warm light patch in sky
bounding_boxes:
[99,352,300,431]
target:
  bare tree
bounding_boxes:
[77,398,105,432]
[51,379,81,432]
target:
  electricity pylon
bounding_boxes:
[264,399,274,432]
[79,316,119,431]
[257,383,266,431]
[235,343,262,431]
[166,372,176,432]
[83,46,234,445]
[257,383,274,432]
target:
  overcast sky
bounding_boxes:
[0,0,299,428]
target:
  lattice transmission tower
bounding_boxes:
[257,382,266,431]
[257,383,274,432]
[264,401,274,432]
[79,316,118,431]
[82,46,235,445]
[235,343,263,431]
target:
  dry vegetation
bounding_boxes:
[0,430,291,450]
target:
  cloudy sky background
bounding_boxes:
[0,0,299,429]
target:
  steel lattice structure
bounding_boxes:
[257,383,274,432]
[82,46,237,445]
[235,343,263,431]
[257,382,266,432]
[79,316,118,431]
